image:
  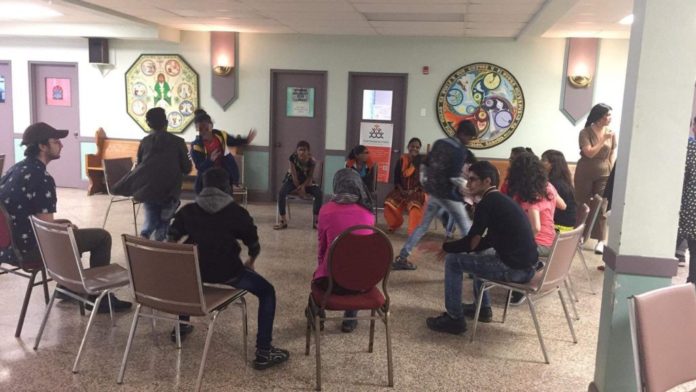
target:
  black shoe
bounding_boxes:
[86,293,132,314]
[170,324,194,342]
[461,303,493,323]
[341,319,357,333]
[392,256,417,271]
[509,291,526,306]
[426,312,467,335]
[253,346,290,370]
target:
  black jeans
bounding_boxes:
[687,239,696,283]
[180,268,277,350]
[277,180,323,216]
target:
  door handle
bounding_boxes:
[74,132,79,138]
[392,149,400,153]
[275,142,282,148]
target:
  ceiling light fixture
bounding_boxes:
[619,14,634,25]
[0,2,62,20]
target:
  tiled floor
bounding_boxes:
[0,188,688,391]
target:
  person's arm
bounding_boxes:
[580,130,612,159]
[527,208,541,236]
[225,129,257,147]
[233,209,261,269]
[556,196,567,211]
[167,210,188,242]
[301,160,315,188]
[289,161,301,188]
[190,144,214,172]
[179,140,193,174]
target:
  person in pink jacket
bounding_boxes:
[313,168,375,333]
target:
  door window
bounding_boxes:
[362,89,393,121]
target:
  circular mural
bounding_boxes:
[125,54,199,133]
[436,63,525,149]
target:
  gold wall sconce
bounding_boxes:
[568,62,592,88]
[213,65,233,76]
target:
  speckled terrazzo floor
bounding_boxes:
[0,188,690,392]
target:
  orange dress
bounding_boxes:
[384,154,425,234]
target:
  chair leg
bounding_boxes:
[15,270,39,338]
[566,274,579,303]
[470,282,490,343]
[73,291,107,373]
[108,293,114,326]
[502,289,513,323]
[314,313,322,391]
[368,309,376,353]
[102,200,114,229]
[240,297,248,363]
[175,320,182,349]
[305,306,312,356]
[577,246,596,294]
[384,309,394,387]
[34,289,58,350]
[526,297,550,364]
[40,268,50,304]
[195,312,219,392]
[131,201,139,235]
[564,279,580,320]
[117,304,141,384]
[558,289,578,343]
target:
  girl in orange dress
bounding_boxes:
[384,138,426,234]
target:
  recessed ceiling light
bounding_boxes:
[619,14,634,25]
[0,2,62,20]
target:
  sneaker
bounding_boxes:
[392,256,417,271]
[170,324,194,343]
[253,346,290,370]
[426,312,467,335]
[86,293,132,314]
[461,303,493,323]
[594,241,604,255]
[509,291,526,306]
[341,319,357,333]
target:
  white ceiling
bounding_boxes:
[0,0,633,40]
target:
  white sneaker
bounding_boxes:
[594,241,604,255]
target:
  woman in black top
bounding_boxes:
[541,149,577,231]
[274,140,323,230]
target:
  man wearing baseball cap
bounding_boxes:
[0,122,131,313]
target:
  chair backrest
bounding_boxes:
[233,154,245,184]
[29,216,86,294]
[629,283,696,392]
[537,224,585,292]
[0,154,5,175]
[122,234,208,317]
[326,225,393,294]
[582,194,604,243]
[103,157,134,196]
[575,203,590,229]
[0,201,20,262]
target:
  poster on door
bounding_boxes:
[359,122,393,183]
[45,78,71,106]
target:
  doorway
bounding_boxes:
[29,62,82,188]
[270,70,327,199]
[0,61,14,173]
[346,72,408,206]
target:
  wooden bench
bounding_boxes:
[85,128,198,195]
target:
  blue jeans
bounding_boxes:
[398,196,472,259]
[140,198,179,241]
[179,268,277,350]
[444,249,535,318]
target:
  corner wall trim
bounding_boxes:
[603,246,678,278]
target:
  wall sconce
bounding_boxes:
[568,62,592,88]
[210,31,239,109]
[213,65,233,76]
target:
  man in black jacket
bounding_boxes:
[168,167,289,370]
[426,161,539,334]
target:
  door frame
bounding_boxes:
[269,69,328,200]
[0,60,14,171]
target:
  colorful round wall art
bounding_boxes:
[125,54,199,133]
[436,62,525,149]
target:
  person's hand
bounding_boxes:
[209,149,221,162]
[296,186,307,198]
[603,131,613,141]
[246,128,257,144]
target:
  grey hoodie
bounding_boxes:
[196,187,234,214]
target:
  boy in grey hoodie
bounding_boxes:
[168,167,289,370]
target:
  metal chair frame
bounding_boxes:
[101,157,140,235]
[232,154,248,208]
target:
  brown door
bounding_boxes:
[346,72,408,206]
[30,62,82,188]
[270,70,327,199]
[0,61,14,172]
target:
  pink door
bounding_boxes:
[30,62,82,188]
[0,61,14,172]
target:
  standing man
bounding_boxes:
[426,161,539,334]
[392,120,477,270]
[0,122,131,312]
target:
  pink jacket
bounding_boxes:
[313,201,375,280]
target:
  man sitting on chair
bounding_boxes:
[168,167,289,370]
[0,122,131,313]
[426,161,539,334]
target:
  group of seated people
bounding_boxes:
[0,115,582,376]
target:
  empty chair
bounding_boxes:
[470,224,585,364]
[305,225,394,391]
[102,157,140,235]
[30,216,130,373]
[0,202,51,337]
[566,203,593,302]
[232,154,248,207]
[629,283,696,392]
[118,234,248,392]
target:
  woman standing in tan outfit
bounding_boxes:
[574,103,616,254]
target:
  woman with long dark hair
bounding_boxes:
[574,103,616,254]
[541,149,576,231]
[345,145,376,191]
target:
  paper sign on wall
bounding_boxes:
[359,122,393,183]
[45,77,71,106]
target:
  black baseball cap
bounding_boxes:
[21,122,69,145]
